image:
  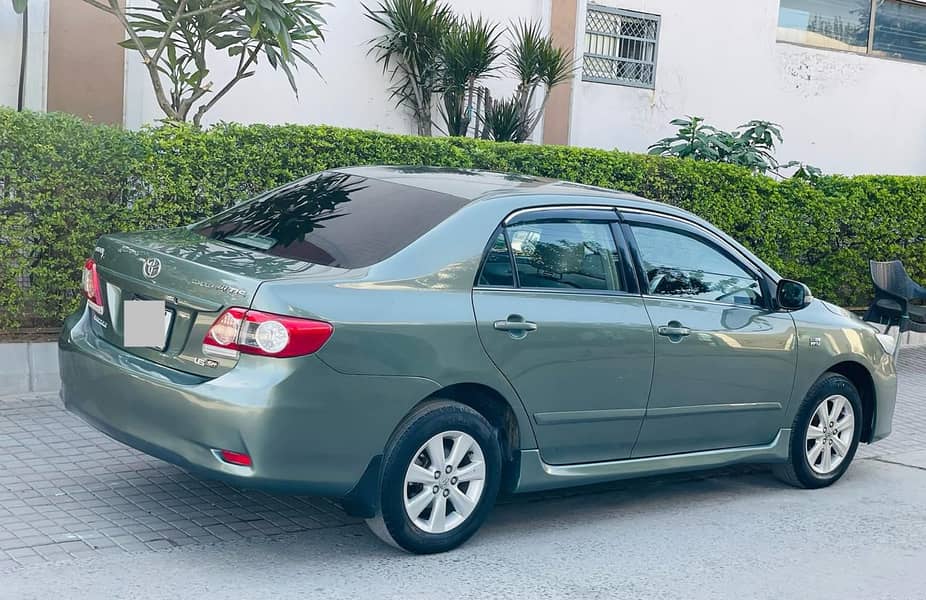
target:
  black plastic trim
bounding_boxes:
[339,454,383,518]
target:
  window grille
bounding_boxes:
[583,5,660,88]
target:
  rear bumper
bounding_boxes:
[59,309,439,498]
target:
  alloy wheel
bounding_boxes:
[805,394,855,475]
[403,430,486,534]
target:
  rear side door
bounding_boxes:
[622,212,798,458]
[472,208,655,465]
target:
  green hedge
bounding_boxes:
[1,108,924,327]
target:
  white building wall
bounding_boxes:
[568,0,926,175]
[0,0,48,112]
[5,1,925,176]
[124,0,548,133]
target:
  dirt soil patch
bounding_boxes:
[0,328,61,343]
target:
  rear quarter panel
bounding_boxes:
[248,195,570,452]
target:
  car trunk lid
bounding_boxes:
[89,228,310,378]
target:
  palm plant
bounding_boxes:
[507,20,574,142]
[364,0,455,136]
[438,16,503,136]
[480,96,531,142]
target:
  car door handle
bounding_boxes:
[657,324,691,337]
[493,317,538,333]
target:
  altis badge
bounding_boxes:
[191,280,248,297]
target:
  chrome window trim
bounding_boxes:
[474,286,640,299]
[503,205,618,224]
[639,293,769,313]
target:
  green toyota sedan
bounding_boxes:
[59,167,897,554]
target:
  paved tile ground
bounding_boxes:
[858,347,926,458]
[0,395,356,571]
[0,348,923,571]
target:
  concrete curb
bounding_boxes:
[0,342,60,398]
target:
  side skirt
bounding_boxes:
[514,429,791,493]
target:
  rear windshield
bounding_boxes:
[193,171,469,268]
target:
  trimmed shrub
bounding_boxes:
[1,108,924,327]
[0,110,143,326]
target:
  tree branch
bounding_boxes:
[192,44,262,127]
[85,0,177,120]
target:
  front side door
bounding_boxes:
[473,208,655,465]
[623,213,798,458]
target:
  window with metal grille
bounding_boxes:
[583,5,660,88]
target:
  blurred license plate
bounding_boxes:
[123,300,173,350]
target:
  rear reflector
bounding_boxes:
[217,449,253,467]
[203,307,333,358]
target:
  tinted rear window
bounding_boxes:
[194,172,469,268]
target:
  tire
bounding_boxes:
[774,373,862,489]
[366,400,502,554]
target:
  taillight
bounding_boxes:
[203,308,333,358]
[81,258,104,315]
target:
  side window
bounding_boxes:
[629,224,764,307]
[508,220,623,291]
[478,231,515,287]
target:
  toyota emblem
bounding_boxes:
[142,257,162,279]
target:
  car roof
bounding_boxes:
[333,165,650,205]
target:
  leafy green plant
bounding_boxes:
[4,108,925,326]
[648,116,821,178]
[647,116,727,161]
[10,0,327,123]
[438,16,504,136]
[53,0,329,126]
[364,0,455,136]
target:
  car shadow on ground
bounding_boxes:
[251,463,796,559]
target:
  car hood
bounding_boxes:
[817,299,877,330]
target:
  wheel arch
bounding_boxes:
[340,381,531,518]
[417,383,526,495]
[825,360,876,443]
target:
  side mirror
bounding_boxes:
[777,279,813,311]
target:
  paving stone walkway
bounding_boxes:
[0,348,924,570]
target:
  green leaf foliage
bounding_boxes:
[1,108,923,327]
[649,116,822,178]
